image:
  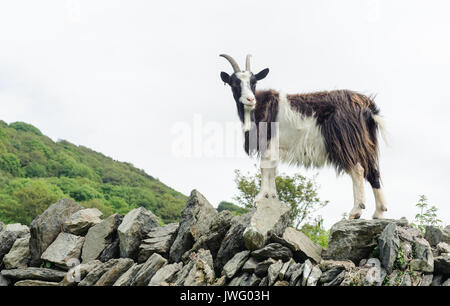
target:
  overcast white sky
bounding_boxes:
[1,0,449,228]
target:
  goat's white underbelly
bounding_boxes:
[276,93,329,168]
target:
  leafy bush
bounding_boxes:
[300,216,329,249]
[411,195,442,235]
[233,168,328,228]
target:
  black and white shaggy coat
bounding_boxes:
[220,54,388,219]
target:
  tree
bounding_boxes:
[0,179,64,224]
[300,215,329,249]
[233,168,328,228]
[411,195,442,235]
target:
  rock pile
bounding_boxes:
[1,191,449,286]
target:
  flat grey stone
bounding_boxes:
[64,208,103,235]
[130,253,167,286]
[94,258,134,286]
[222,250,250,279]
[41,232,85,269]
[378,223,400,273]
[1,267,66,282]
[118,207,159,260]
[243,198,290,251]
[326,219,407,264]
[251,243,293,261]
[148,262,183,286]
[29,199,83,266]
[0,223,30,262]
[169,190,218,262]
[3,234,30,269]
[81,213,123,263]
[272,227,323,264]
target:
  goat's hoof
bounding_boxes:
[349,213,361,220]
[272,194,277,199]
[359,203,366,209]
[372,211,385,219]
[264,193,269,199]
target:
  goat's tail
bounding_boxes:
[372,114,388,145]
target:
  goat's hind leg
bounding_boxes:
[368,168,387,219]
[348,163,366,219]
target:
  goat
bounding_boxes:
[220,54,387,219]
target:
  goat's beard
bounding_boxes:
[243,106,253,132]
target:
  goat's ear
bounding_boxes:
[255,68,269,81]
[220,72,231,85]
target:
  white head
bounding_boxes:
[220,54,269,131]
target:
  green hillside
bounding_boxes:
[0,120,187,225]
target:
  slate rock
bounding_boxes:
[279,259,293,280]
[113,263,143,286]
[288,263,304,286]
[216,210,253,271]
[301,259,314,286]
[64,208,103,235]
[324,271,346,286]
[363,258,386,286]
[0,223,30,262]
[255,258,276,277]
[326,219,407,263]
[222,250,250,279]
[410,237,434,273]
[320,266,345,284]
[60,260,102,286]
[148,262,183,286]
[41,232,85,269]
[169,190,218,262]
[442,278,450,286]
[184,211,233,261]
[274,280,289,286]
[229,273,261,286]
[78,259,121,286]
[175,249,215,286]
[242,257,258,273]
[434,253,450,275]
[431,274,444,286]
[1,267,66,282]
[437,242,450,254]
[425,225,450,247]
[306,265,322,286]
[14,280,59,286]
[94,258,134,286]
[29,198,83,266]
[319,259,356,272]
[251,243,293,261]
[378,223,400,273]
[98,237,120,262]
[0,274,9,286]
[131,253,167,286]
[267,260,283,286]
[3,234,30,269]
[259,276,269,286]
[138,223,178,262]
[419,274,434,286]
[272,227,322,264]
[243,198,290,251]
[81,213,123,262]
[118,207,159,260]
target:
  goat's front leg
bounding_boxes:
[348,163,366,219]
[254,151,278,207]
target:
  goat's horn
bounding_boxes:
[220,54,241,73]
[245,54,252,71]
